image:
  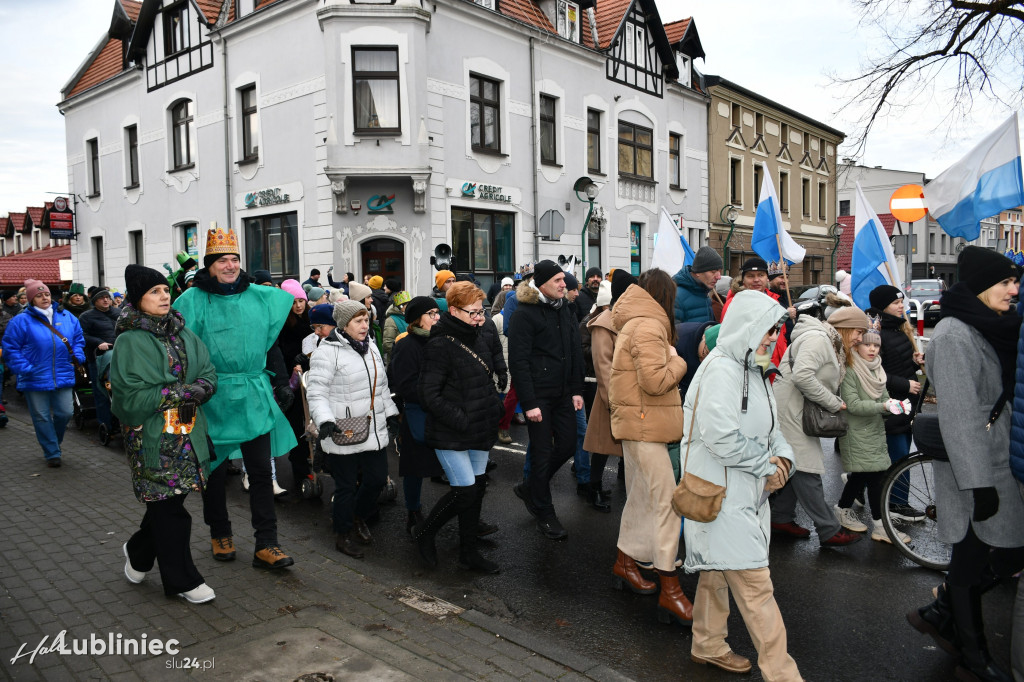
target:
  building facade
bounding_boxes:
[703,76,845,285]
[57,0,709,294]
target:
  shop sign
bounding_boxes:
[48,197,76,240]
[367,194,396,214]
[235,182,303,211]
[447,178,521,205]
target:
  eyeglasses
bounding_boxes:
[426,310,441,318]
[310,324,332,331]
[456,307,486,318]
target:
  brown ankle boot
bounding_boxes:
[612,550,658,595]
[211,537,236,562]
[656,572,693,626]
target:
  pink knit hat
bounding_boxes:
[280,279,306,300]
[24,279,49,302]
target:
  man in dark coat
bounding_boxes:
[576,267,602,322]
[301,269,321,289]
[1,290,21,318]
[672,246,722,323]
[78,288,121,429]
[508,260,586,540]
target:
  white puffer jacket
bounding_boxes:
[306,331,398,455]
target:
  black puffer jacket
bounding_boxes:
[389,328,429,404]
[507,282,586,411]
[418,313,503,450]
[79,305,121,359]
[478,315,508,391]
[868,307,919,434]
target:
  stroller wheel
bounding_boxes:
[300,476,323,500]
[98,423,111,446]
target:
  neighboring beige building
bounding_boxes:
[703,75,845,285]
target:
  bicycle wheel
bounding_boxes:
[880,453,951,571]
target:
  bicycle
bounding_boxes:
[879,413,951,571]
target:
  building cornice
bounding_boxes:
[58,67,143,113]
[705,75,845,140]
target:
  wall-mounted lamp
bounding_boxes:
[350,200,362,215]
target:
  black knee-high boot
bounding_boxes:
[949,584,1012,682]
[412,486,472,568]
[458,479,500,574]
[473,474,499,537]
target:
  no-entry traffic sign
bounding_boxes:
[890,184,928,222]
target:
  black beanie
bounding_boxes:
[611,269,637,305]
[585,266,603,280]
[532,260,562,287]
[741,257,768,275]
[125,265,168,309]
[957,245,1019,295]
[563,273,579,291]
[404,296,436,324]
[203,252,239,269]
[384,277,402,292]
[252,269,274,285]
[869,284,904,311]
[90,287,112,304]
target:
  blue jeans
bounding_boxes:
[522,407,590,484]
[87,359,112,429]
[435,449,489,487]
[24,389,73,460]
[886,432,913,506]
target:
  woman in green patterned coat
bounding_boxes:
[112,265,218,604]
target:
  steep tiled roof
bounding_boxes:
[591,0,631,49]
[25,207,45,230]
[195,0,227,24]
[498,0,556,34]
[123,0,142,21]
[7,214,26,235]
[836,214,896,270]
[0,245,73,287]
[663,18,689,45]
[65,0,142,99]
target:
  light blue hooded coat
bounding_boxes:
[682,290,794,572]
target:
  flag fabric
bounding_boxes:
[924,114,1024,241]
[851,182,903,310]
[751,169,806,265]
[650,207,692,274]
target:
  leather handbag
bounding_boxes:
[330,351,377,446]
[38,316,90,389]
[671,381,727,522]
[787,337,848,438]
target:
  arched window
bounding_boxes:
[171,99,195,169]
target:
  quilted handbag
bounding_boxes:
[330,351,377,446]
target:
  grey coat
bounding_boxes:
[927,316,1024,547]
[772,316,845,475]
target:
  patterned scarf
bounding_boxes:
[340,329,370,355]
[116,304,188,378]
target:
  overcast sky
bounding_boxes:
[0,0,1018,213]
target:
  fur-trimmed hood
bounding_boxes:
[516,280,541,305]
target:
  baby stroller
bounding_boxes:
[93,349,121,446]
[71,361,96,431]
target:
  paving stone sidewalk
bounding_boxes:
[0,397,631,681]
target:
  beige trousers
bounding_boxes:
[692,568,803,682]
[616,440,680,571]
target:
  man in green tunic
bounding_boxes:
[174,227,297,570]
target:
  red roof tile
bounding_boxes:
[68,38,124,98]
[26,206,44,229]
[836,214,897,270]
[499,0,556,34]
[195,0,226,24]
[8,213,26,233]
[0,245,72,287]
[123,0,142,21]
[663,18,689,45]
[591,0,631,49]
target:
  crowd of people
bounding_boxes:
[6,232,1024,681]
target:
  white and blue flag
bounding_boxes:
[924,114,1024,241]
[650,207,694,274]
[751,169,805,265]
[851,182,903,310]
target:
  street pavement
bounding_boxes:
[1,389,1017,681]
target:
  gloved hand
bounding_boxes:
[178,402,196,425]
[972,487,999,522]
[185,383,209,405]
[901,399,913,414]
[884,398,907,415]
[497,372,508,393]
[273,385,294,412]
[319,421,337,441]
[386,415,401,439]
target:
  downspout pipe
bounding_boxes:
[530,37,539,263]
[221,35,233,233]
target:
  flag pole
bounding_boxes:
[882,260,912,327]
[774,233,793,305]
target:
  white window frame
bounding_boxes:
[556,0,580,42]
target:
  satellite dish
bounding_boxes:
[430,243,452,271]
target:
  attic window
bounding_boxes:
[472,0,495,8]
[556,0,580,42]
[163,1,187,57]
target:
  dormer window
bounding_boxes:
[556,0,580,42]
[163,1,187,57]
[472,0,495,8]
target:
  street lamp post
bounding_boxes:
[829,222,844,282]
[574,176,600,269]
[720,204,739,275]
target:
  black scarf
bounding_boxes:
[340,329,370,356]
[941,282,1021,425]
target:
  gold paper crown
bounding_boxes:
[767,260,787,277]
[205,227,239,258]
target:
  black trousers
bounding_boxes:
[837,471,885,520]
[525,395,578,519]
[329,449,388,535]
[201,432,278,549]
[127,494,203,596]
[948,524,1024,588]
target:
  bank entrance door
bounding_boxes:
[361,238,405,285]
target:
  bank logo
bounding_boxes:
[367,194,396,214]
[461,183,477,197]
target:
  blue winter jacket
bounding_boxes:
[2,306,85,392]
[1009,299,1024,483]
[672,266,714,324]
[501,290,519,336]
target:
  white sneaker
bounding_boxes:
[178,583,216,604]
[872,519,910,544]
[241,472,249,492]
[272,479,288,497]
[123,543,146,584]
[833,505,867,532]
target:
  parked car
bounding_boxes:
[905,279,947,326]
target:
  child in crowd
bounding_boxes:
[833,315,911,543]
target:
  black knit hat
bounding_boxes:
[957,245,1019,295]
[585,267,603,280]
[869,284,904,311]
[252,269,274,285]
[563,273,579,291]
[741,257,768,275]
[384,277,402,292]
[125,265,168,309]
[533,260,562,287]
[611,269,637,305]
[404,296,437,324]
[90,287,112,304]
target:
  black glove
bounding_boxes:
[972,487,999,522]
[497,372,508,393]
[386,415,401,439]
[274,385,294,412]
[185,383,208,405]
[178,402,196,425]
[319,421,337,441]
